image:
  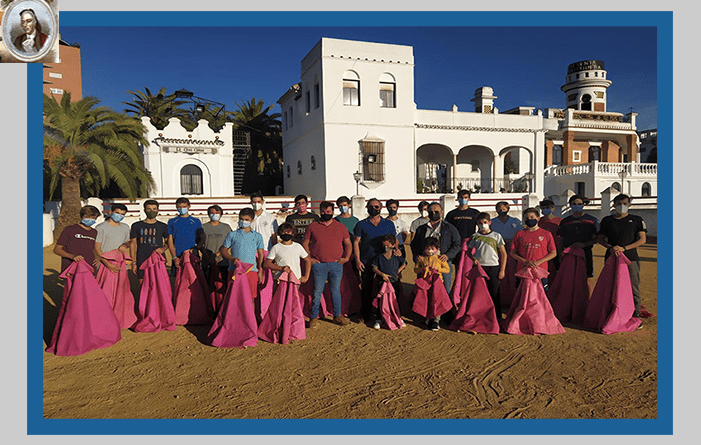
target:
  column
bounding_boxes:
[452,153,457,193]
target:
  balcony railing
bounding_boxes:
[545,162,657,177]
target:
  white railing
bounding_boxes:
[546,162,657,177]
[545,163,591,177]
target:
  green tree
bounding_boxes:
[44,93,155,239]
[231,98,283,195]
[123,86,197,131]
[194,102,233,133]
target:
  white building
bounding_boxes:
[277,38,655,203]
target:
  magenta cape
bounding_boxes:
[503,266,565,335]
[547,246,589,325]
[256,250,274,322]
[173,250,213,326]
[207,262,258,348]
[258,271,306,344]
[133,251,176,333]
[450,240,474,306]
[340,260,362,316]
[449,264,500,334]
[95,249,137,330]
[372,281,404,330]
[207,264,227,316]
[582,253,641,334]
[46,260,121,356]
[411,272,453,319]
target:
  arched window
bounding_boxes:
[642,182,652,196]
[379,72,396,108]
[589,146,601,161]
[343,70,360,106]
[180,164,203,195]
[552,145,563,166]
[611,182,621,191]
[581,94,592,111]
[297,160,302,175]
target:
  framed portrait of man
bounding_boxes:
[0,0,58,63]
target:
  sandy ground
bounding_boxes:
[42,243,657,419]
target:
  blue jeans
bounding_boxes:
[442,263,453,294]
[311,261,343,319]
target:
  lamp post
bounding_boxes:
[353,171,362,196]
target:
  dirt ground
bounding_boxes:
[42,242,657,420]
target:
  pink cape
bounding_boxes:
[207,264,228,316]
[411,272,453,319]
[448,264,500,334]
[95,249,137,330]
[46,260,121,356]
[450,240,474,306]
[133,251,176,333]
[548,246,589,325]
[583,254,641,334]
[340,260,362,316]
[207,262,258,348]
[173,250,213,326]
[256,250,275,322]
[258,271,306,344]
[372,281,404,330]
[503,266,565,335]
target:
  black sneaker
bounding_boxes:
[429,319,440,331]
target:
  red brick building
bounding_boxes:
[43,39,82,101]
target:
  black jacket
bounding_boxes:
[410,220,462,264]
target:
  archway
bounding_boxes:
[499,146,534,193]
[455,145,494,193]
[416,144,454,193]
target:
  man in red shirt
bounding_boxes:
[303,201,353,328]
[511,207,557,290]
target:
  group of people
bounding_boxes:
[48,189,648,355]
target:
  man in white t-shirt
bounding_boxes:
[250,192,279,251]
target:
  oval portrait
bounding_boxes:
[1,0,58,63]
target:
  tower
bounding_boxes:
[471,86,497,113]
[561,60,612,112]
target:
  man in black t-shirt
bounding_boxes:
[445,189,480,242]
[557,194,600,295]
[285,194,320,244]
[597,194,648,317]
[129,200,169,282]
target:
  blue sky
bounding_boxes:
[60,26,657,130]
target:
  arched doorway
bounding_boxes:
[499,146,534,193]
[416,144,453,193]
[455,145,494,193]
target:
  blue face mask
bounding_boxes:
[209,213,221,222]
[238,220,251,229]
[81,218,96,227]
[388,209,397,217]
[339,205,349,214]
[178,207,189,216]
[571,204,583,213]
[541,208,552,216]
[459,198,469,206]
[111,213,125,223]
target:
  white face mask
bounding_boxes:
[478,223,490,232]
[615,204,629,214]
[252,202,265,211]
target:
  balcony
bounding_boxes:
[545,161,657,178]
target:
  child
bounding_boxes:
[264,223,311,285]
[220,208,266,298]
[467,212,507,317]
[130,200,168,284]
[167,197,204,275]
[510,207,557,291]
[413,237,452,331]
[53,205,101,273]
[371,233,407,330]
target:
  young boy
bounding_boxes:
[371,233,407,330]
[130,200,168,283]
[264,223,311,284]
[467,212,507,317]
[285,194,320,244]
[53,205,101,273]
[414,237,451,331]
[335,195,359,236]
[510,208,557,290]
[557,194,599,295]
[94,203,131,274]
[220,208,266,298]
[167,197,204,273]
[201,204,233,285]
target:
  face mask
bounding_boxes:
[178,207,189,216]
[238,220,251,229]
[425,249,437,256]
[615,204,629,214]
[571,204,583,213]
[384,246,393,252]
[252,202,264,211]
[419,210,427,218]
[542,208,552,216]
[367,207,381,217]
[339,205,349,214]
[209,213,221,222]
[81,218,96,227]
[279,233,294,242]
[145,210,158,219]
[478,223,490,232]
[320,213,333,222]
[428,211,441,222]
[297,204,307,213]
[459,198,469,206]
[111,213,125,223]
[497,210,508,217]
[525,219,538,228]
[388,209,397,217]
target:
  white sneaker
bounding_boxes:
[400,320,406,328]
[373,321,381,330]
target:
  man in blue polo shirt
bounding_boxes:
[167,197,204,273]
[220,208,266,297]
[353,198,397,323]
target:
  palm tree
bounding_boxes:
[44,93,155,239]
[232,98,283,195]
[123,87,196,131]
[194,102,233,133]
